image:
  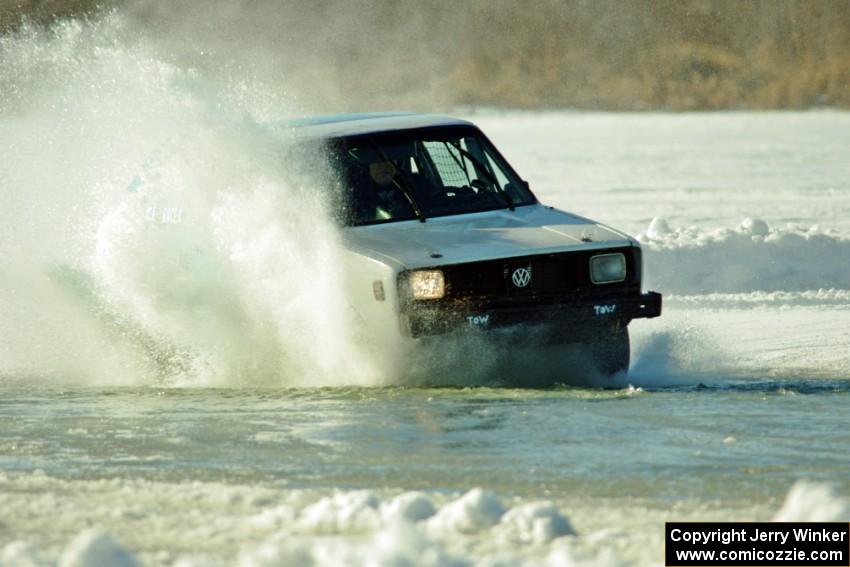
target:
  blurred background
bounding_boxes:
[3,0,849,112]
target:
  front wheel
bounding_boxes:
[587,324,630,377]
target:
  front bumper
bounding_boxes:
[400,291,662,338]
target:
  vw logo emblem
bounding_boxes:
[511,267,531,288]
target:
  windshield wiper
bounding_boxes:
[448,141,514,211]
[364,138,427,223]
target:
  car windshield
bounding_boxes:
[329,127,536,226]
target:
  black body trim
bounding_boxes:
[400,291,661,338]
[397,246,661,339]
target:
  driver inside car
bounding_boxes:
[368,161,411,219]
[348,158,417,222]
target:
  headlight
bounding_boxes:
[590,253,626,284]
[408,270,445,300]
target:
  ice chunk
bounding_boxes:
[497,502,576,545]
[428,488,504,534]
[739,217,770,236]
[59,530,139,567]
[646,217,671,239]
[382,491,437,522]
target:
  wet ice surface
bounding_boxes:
[1,385,849,566]
[3,34,850,562]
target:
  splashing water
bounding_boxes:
[0,14,384,387]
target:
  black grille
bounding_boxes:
[440,246,639,303]
[396,246,651,337]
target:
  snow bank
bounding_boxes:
[250,487,568,541]
[639,218,850,294]
[0,473,575,567]
[239,488,574,567]
[239,521,465,567]
[664,289,850,308]
[3,482,849,567]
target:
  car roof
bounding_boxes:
[269,112,475,139]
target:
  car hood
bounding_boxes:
[342,204,636,270]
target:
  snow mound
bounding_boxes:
[638,218,850,294]
[258,490,437,534]
[427,488,505,534]
[495,503,576,545]
[297,490,382,533]
[383,491,438,522]
[646,217,672,238]
[235,488,576,566]
[59,529,139,567]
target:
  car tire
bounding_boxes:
[588,324,630,377]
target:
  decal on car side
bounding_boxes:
[594,304,617,316]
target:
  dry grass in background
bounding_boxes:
[2,0,849,111]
